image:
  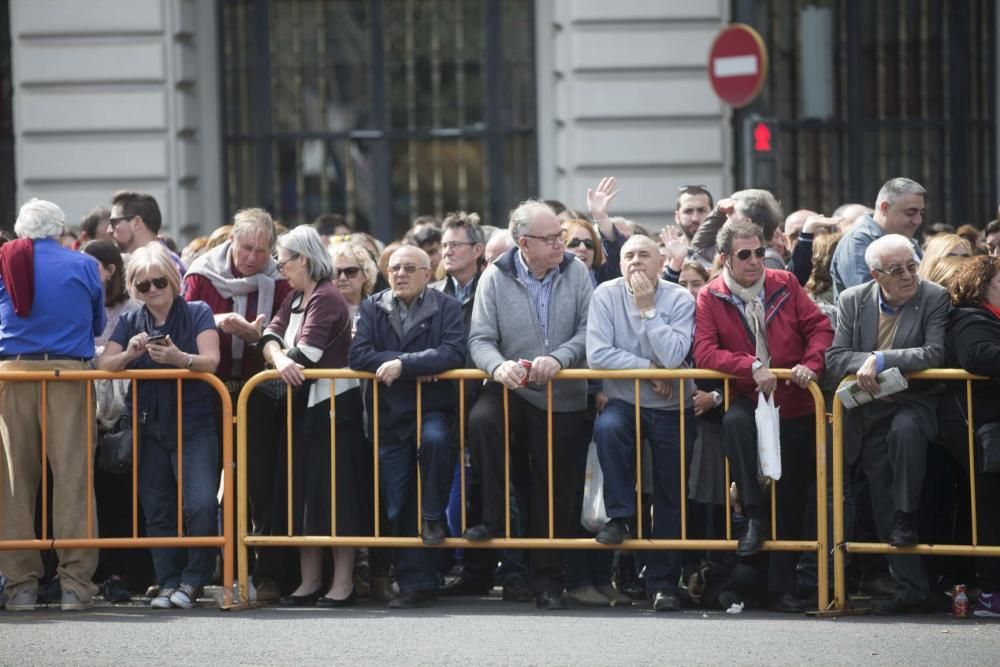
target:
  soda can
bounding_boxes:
[952,584,969,618]
[517,359,532,386]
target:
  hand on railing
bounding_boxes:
[528,356,560,385]
[752,365,777,395]
[786,364,819,390]
[376,359,403,386]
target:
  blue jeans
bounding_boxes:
[379,411,455,593]
[139,416,219,589]
[593,400,693,593]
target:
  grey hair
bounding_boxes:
[15,198,65,239]
[277,225,333,282]
[716,220,765,255]
[875,177,927,209]
[507,200,555,241]
[731,189,783,241]
[231,208,277,250]
[864,233,919,271]
[329,241,378,297]
[442,211,486,246]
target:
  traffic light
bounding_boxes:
[742,115,778,191]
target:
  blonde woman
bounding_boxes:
[918,233,971,281]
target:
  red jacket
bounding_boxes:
[694,269,833,418]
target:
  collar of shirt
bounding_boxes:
[449,274,474,303]
[515,249,556,286]
[877,288,901,316]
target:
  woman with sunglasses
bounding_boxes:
[329,241,379,331]
[562,218,622,287]
[96,243,221,610]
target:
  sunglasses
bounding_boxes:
[388,264,426,275]
[566,238,596,251]
[336,266,361,279]
[135,277,170,293]
[734,247,767,261]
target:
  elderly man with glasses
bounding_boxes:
[826,233,951,615]
[693,219,833,614]
[464,200,594,610]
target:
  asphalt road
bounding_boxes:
[3,596,1000,665]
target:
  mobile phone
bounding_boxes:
[147,334,168,346]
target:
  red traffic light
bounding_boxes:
[753,122,773,152]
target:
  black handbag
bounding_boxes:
[976,421,1000,474]
[96,414,137,475]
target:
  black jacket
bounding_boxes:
[947,306,1000,425]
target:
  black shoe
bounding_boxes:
[502,578,533,603]
[101,577,132,604]
[595,518,629,546]
[737,518,764,556]
[280,588,322,607]
[889,511,918,547]
[388,589,436,609]
[768,592,806,613]
[858,573,897,598]
[652,590,680,612]
[317,589,356,608]
[463,522,499,542]
[440,577,493,597]
[871,596,929,616]
[421,518,446,546]
[535,591,568,610]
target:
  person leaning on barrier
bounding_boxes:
[97,242,221,611]
[464,200,594,611]
[689,189,786,271]
[260,226,370,608]
[586,234,696,612]
[0,199,106,612]
[693,219,833,614]
[945,255,1000,617]
[825,233,950,615]
[348,245,466,609]
[183,208,293,603]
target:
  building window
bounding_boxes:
[220,0,537,241]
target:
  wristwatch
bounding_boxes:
[710,390,723,407]
[640,308,657,321]
[751,359,763,373]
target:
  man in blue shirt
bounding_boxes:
[0,199,105,612]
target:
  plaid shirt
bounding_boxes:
[514,250,557,341]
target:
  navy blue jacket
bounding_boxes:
[349,287,466,440]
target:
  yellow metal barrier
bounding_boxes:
[237,367,829,610]
[830,369,994,611]
[0,369,234,607]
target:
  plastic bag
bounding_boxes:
[580,441,609,533]
[755,392,782,481]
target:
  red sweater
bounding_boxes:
[693,269,833,418]
[184,270,293,380]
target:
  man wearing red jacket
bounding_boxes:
[694,219,833,614]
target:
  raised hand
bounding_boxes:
[586,176,620,221]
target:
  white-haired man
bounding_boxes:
[826,233,950,615]
[0,199,106,611]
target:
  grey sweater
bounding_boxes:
[469,248,593,412]
[587,277,696,410]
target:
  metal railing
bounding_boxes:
[236,367,830,610]
[0,369,234,607]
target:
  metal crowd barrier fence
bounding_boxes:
[0,369,234,608]
[236,367,829,611]
[831,369,996,612]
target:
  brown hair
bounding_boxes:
[561,219,605,268]
[805,232,842,297]
[950,255,1000,307]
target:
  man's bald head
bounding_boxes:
[387,245,432,304]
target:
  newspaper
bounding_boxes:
[836,367,909,409]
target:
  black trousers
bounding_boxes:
[721,397,816,595]
[468,384,587,595]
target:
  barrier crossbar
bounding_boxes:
[831,368,993,611]
[0,369,234,608]
[236,367,829,611]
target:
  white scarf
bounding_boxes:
[185,241,280,369]
[722,266,769,368]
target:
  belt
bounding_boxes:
[0,353,89,362]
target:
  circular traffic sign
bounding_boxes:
[708,24,768,108]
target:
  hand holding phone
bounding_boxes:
[147,334,168,346]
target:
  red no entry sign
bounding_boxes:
[708,24,768,108]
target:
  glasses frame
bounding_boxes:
[521,233,565,247]
[335,266,362,279]
[135,276,170,294]
[566,237,596,251]
[734,246,767,261]
[874,262,919,279]
[387,263,427,275]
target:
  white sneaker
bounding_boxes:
[151,587,177,609]
[169,583,198,609]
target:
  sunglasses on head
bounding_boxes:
[566,238,596,251]
[336,266,361,279]
[135,277,170,293]
[734,247,766,261]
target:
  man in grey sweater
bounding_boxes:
[587,235,696,612]
[463,200,593,610]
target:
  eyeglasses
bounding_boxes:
[135,277,169,293]
[275,253,299,271]
[108,216,132,228]
[677,184,710,191]
[388,264,427,275]
[335,266,361,279]
[875,262,919,279]
[521,233,565,247]
[566,238,596,251]
[441,241,476,251]
[734,247,766,261]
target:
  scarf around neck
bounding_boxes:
[185,240,280,366]
[722,266,769,367]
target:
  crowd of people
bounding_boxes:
[1,177,999,618]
